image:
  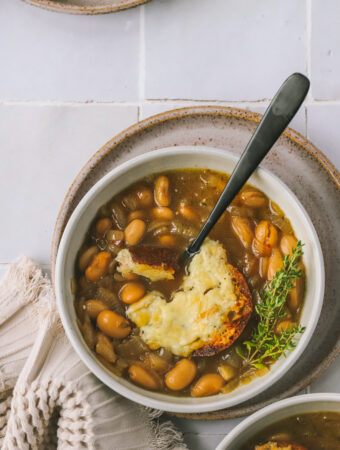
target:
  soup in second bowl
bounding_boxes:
[72,169,305,397]
[243,411,340,450]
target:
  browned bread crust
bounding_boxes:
[128,246,178,272]
[255,442,308,450]
[192,264,253,357]
[278,443,308,450]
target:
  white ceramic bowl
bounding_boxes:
[55,146,324,413]
[216,393,340,449]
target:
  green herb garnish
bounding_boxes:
[237,241,305,369]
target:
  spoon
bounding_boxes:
[180,72,310,265]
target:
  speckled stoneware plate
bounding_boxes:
[51,106,340,420]
[21,0,151,15]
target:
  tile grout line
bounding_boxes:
[302,106,307,137]
[1,99,340,107]
[138,5,146,107]
[306,0,312,99]
[305,0,312,139]
[0,100,140,107]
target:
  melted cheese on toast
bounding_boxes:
[127,239,249,357]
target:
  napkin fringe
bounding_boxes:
[144,408,186,449]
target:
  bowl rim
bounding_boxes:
[55,145,325,413]
[216,392,340,449]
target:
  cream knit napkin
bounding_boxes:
[0,257,187,450]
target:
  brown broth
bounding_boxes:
[243,411,340,449]
[73,169,305,397]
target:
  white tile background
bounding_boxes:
[0,0,339,448]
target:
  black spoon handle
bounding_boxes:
[186,72,310,257]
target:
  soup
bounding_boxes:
[244,411,340,450]
[73,169,305,397]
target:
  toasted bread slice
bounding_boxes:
[126,239,252,357]
[116,246,178,281]
[255,442,308,450]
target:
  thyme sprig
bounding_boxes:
[237,241,305,369]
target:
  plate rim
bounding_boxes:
[21,0,151,15]
[50,105,340,419]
